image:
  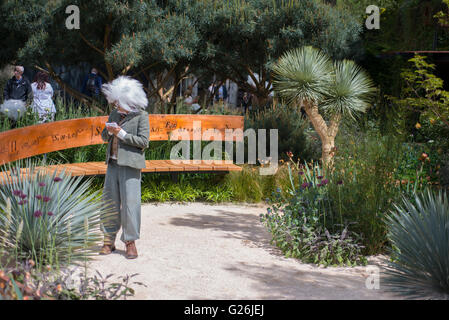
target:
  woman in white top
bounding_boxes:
[31,71,56,122]
[183,89,202,113]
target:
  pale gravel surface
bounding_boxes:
[78,202,401,300]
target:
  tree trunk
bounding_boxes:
[302,101,340,167]
[321,137,335,167]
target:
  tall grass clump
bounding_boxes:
[260,158,367,267]
[327,129,429,254]
[0,160,114,270]
[384,190,449,299]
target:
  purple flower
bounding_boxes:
[299,171,304,175]
[18,200,27,205]
[13,190,22,196]
[317,183,323,187]
[47,211,53,217]
[35,195,42,200]
[38,182,46,187]
[321,179,329,185]
[301,182,309,189]
[33,210,43,218]
[20,193,27,199]
[337,180,343,185]
[317,176,324,179]
[53,177,62,182]
[43,196,51,203]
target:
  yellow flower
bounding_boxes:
[415,122,421,129]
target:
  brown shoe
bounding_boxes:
[99,244,116,255]
[125,241,138,259]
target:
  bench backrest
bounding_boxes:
[0,114,244,164]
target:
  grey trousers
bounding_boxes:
[102,160,142,244]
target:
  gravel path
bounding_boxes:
[82,202,400,300]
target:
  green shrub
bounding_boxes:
[0,161,114,269]
[0,261,145,300]
[327,129,430,254]
[245,104,318,162]
[384,190,449,299]
[260,173,367,267]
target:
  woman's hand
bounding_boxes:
[107,125,122,135]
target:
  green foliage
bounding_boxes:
[0,161,115,269]
[328,128,431,254]
[245,104,318,162]
[272,46,376,117]
[389,54,449,142]
[384,189,449,299]
[139,174,233,203]
[0,261,145,300]
[272,45,376,164]
[260,162,367,267]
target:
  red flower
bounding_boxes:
[53,177,62,182]
[38,182,46,187]
[33,210,43,218]
[43,196,51,203]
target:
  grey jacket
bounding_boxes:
[101,109,150,169]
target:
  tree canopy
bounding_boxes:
[0,0,363,111]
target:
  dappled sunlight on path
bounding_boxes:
[81,202,400,300]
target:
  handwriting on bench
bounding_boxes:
[52,128,86,142]
[0,115,243,163]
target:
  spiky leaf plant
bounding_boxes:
[384,190,449,299]
[272,46,376,165]
[0,160,115,268]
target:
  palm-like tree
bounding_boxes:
[272,46,376,165]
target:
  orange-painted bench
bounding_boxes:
[0,114,244,179]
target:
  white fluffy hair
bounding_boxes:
[101,76,148,112]
[15,66,24,73]
[0,99,26,120]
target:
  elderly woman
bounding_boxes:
[99,76,150,259]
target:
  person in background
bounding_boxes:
[31,71,56,123]
[82,67,103,98]
[242,92,252,114]
[183,88,201,113]
[3,65,32,103]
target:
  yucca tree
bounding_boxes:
[272,46,376,166]
[384,190,449,299]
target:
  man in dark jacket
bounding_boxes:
[3,66,33,102]
[82,68,103,98]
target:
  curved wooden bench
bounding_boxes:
[0,114,244,179]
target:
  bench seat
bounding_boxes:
[0,160,242,181]
[0,115,244,182]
